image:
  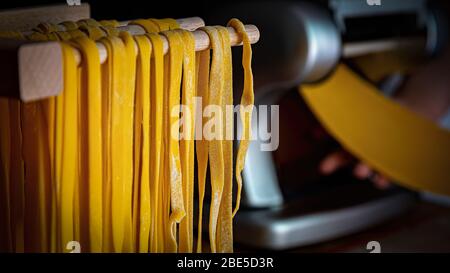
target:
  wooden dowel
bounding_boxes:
[16,24,259,102]
[22,16,205,35]
[73,24,260,64]
[120,17,205,31]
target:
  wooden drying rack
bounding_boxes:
[0,3,260,102]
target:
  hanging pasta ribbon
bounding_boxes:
[72,36,104,252]
[195,47,210,253]
[177,29,196,253]
[200,26,225,253]
[126,19,159,252]
[34,22,59,34]
[0,98,12,252]
[57,42,79,253]
[118,31,137,253]
[129,19,160,33]
[99,35,127,252]
[60,21,87,39]
[161,30,185,253]
[146,33,165,253]
[228,18,254,218]
[133,34,152,253]
[21,88,51,253]
[216,26,234,253]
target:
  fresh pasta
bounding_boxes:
[0,17,254,253]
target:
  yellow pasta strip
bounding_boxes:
[0,98,12,252]
[38,101,52,253]
[99,20,119,28]
[216,26,234,253]
[34,22,59,33]
[21,101,51,252]
[177,30,196,253]
[149,20,173,253]
[149,18,179,31]
[72,36,103,252]
[227,19,254,218]
[61,21,78,30]
[160,19,180,30]
[58,42,79,253]
[150,19,169,31]
[162,30,185,253]
[131,43,144,251]
[201,26,225,253]
[73,64,82,246]
[79,25,106,40]
[8,100,25,253]
[161,58,170,253]
[119,31,137,252]
[52,68,62,253]
[51,32,66,253]
[129,19,160,33]
[146,33,165,253]
[76,19,100,28]
[100,35,127,252]
[55,31,72,41]
[98,36,115,252]
[134,35,152,253]
[195,49,210,253]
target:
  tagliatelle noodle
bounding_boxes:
[195,48,210,253]
[227,19,254,218]
[161,30,185,253]
[177,29,196,253]
[216,26,234,253]
[200,26,225,253]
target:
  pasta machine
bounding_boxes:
[205,0,448,250]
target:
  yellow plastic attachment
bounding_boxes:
[300,64,450,196]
